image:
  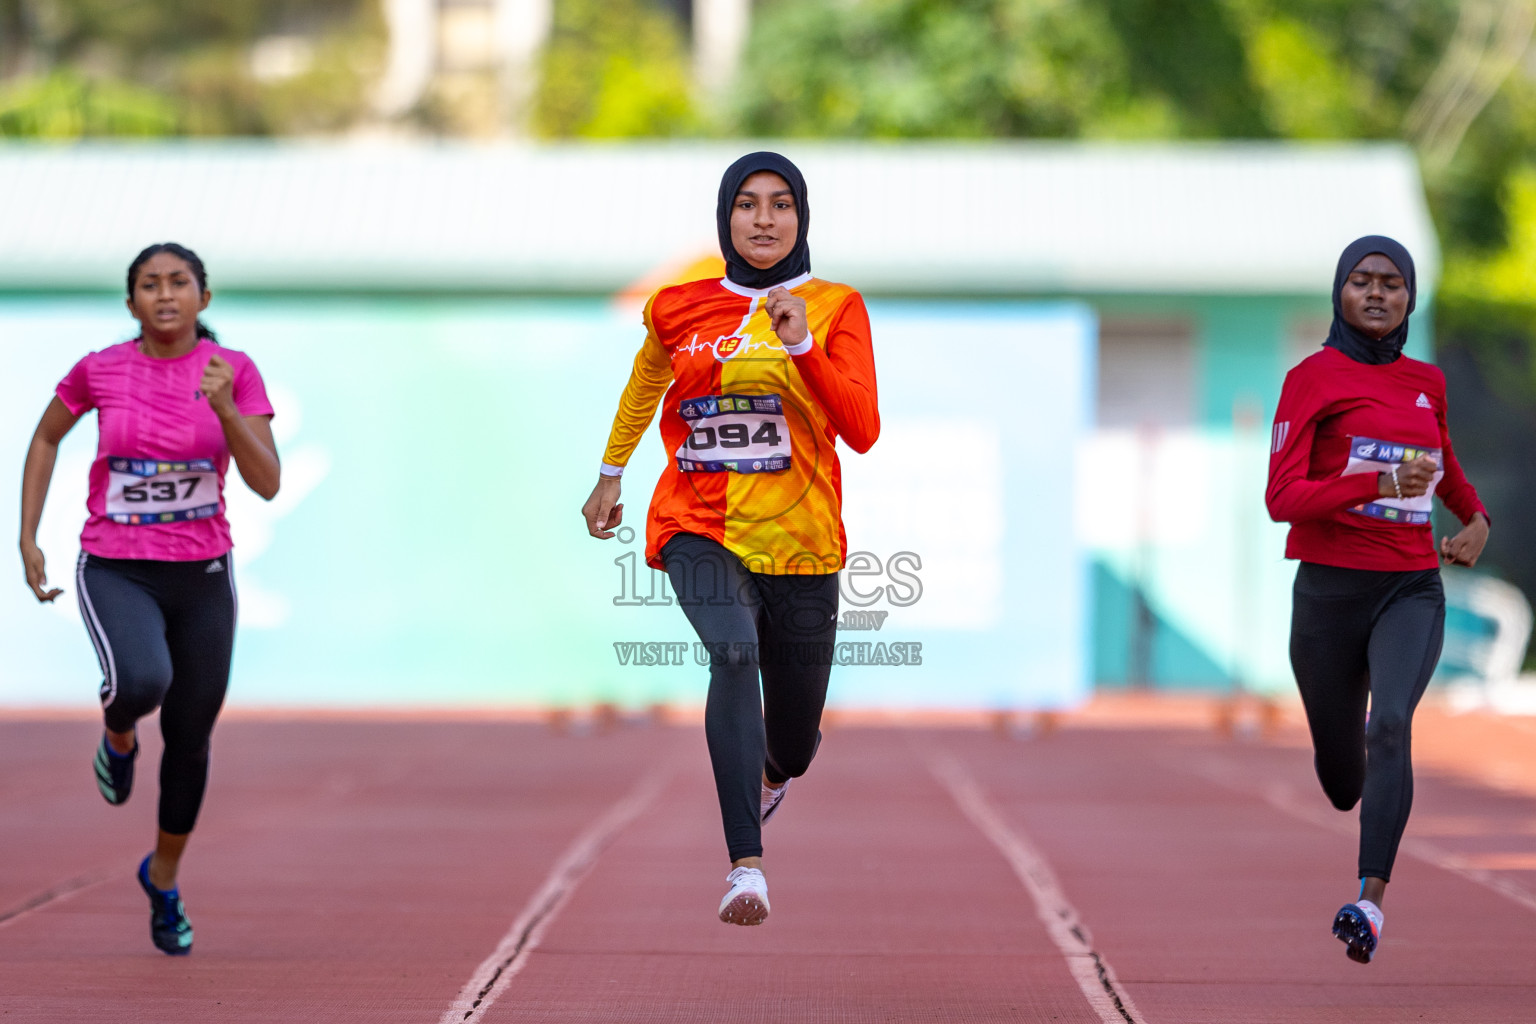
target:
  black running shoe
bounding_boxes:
[1332,903,1378,964]
[93,733,137,806]
[137,855,193,955]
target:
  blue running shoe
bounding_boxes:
[137,855,193,956]
[1333,903,1379,964]
[93,733,137,806]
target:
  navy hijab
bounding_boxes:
[1325,235,1417,365]
[716,151,811,289]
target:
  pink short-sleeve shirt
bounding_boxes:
[55,339,275,561]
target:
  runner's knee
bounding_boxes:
[1365,709,1410,762]
[1314,752,1363,811]
[766,746,816,780]
[1323,784,1361,812]
[103,660,173,729]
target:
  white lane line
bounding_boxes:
[1269,774,1536,916]
[0,868,115,930]
[438,765,674,1024]
[927,753,1146,1024]
[1183,754,1536,917]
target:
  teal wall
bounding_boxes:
[1196,293,1434,428]
[5,285,1462,706]
[1198,296,1289,426]
[1087,291,1439,693]
[1,294,1096,711]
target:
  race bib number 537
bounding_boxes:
[676,393,792,474]
[105,457,220,525]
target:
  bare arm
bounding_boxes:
[19,397,82,602]
[202,355,281,500]
[1441,512,1490,567]
[220,412,281,501]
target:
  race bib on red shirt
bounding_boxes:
[1341,436,1443,525]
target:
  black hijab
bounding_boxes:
[1324,235,1417,365]
[716,151,811,289]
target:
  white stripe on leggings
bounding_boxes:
[75,552,118,710]
[225,553,238,623]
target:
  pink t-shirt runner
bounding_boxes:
[55,339,275,562]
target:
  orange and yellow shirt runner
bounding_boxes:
[602,273,879,574]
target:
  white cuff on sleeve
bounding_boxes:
[599,463,624,477]
[784,333,815,357]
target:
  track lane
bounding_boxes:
[0,719,687,1023]
[4,717,1535,1022]
[0,720,149,920]
[927,749,1145,1023]
[480,726,1111,1023]
[440,764,676,1023]
[930,724,1536,1024]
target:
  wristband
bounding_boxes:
[1390,465,1402,499]
[783,332,815,357]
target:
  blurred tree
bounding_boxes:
[0,2,29,78]
[734,0,1536,321]
[0,69,176,135]
[533,0,699,137]
[733,0,1536,620]
[1097,0,1270,136]
[1239,15,1381,138]
[732,0,1137,139]
[1442,168,1536,399]
[1227,0,1461,135]
[0,0,384,137]
[735,0,1476,143]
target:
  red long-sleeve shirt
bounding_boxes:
[1266,346,1486,571]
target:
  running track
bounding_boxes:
[3,712,1535,1022]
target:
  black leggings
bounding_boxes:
[1289,562,1445,882]
[662,533,839,862]
[76,552,237,836]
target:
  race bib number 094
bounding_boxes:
[676,393,792,474]
[105,457,221,525]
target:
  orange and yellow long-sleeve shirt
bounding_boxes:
[601,273,879,574]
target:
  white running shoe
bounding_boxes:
[718,867,770,925]
[760,777,791,824]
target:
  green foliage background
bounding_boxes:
[2,0,1535,464]
[730,0,1536,397]
[0,0,384,136]
[532,0,700,137]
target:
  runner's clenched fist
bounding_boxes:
[200,355,237,416]
[1377,455,1437,499]
[765,287,807,346]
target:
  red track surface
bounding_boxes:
[2,714,1535,1022]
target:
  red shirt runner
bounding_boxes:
[1266,346,1486,571]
